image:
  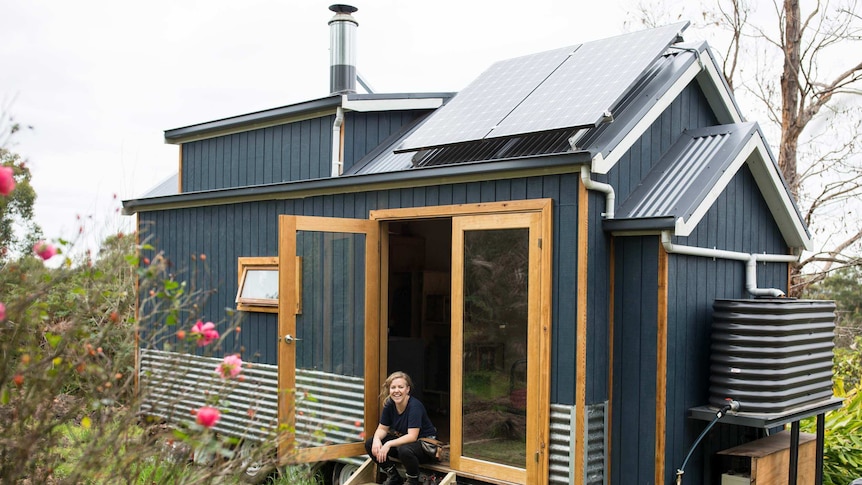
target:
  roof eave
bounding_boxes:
[671,127,811,251]
[589,42,744,175]
[122,150,591,215]
[163,92,454,145]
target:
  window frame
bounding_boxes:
[236,256,279,313]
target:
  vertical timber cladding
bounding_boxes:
[575,176,613,485]
[136,173,580,377]
[610,236,660,485]
[662,165,790,484]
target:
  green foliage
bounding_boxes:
[800,342,862,485]
[801,387,862,485]
[803,266,862,348]
[0,147,42,260]
[0,231,284,484]
[835,336,862,391]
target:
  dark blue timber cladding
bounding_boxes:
[610,236,660,485]
[180,111,428,193]
[662,164,788,485]
[138,174,583,390]
[139,202,281,365]
[611,165,789,484]
[550,175,579,405]
[181,116,335,192]
[607,81,719,205]
[342,110,427,173]
[585,190,611,405]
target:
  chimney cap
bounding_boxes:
[329,4,358,14]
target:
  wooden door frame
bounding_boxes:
[370,199,553,485]
[277,215,380,464]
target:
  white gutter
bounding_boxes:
[331,106,345,177]
[580,165,615,218]
[660,231,798,297]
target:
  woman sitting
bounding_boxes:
[365,371,437,485]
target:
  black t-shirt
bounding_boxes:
[380,396,437,439]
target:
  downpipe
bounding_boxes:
[580,165,615,218]
[330,106,345,177]
[660,231,797,297]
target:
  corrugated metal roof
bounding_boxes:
[140,173,179,198]
[615,123,757,222]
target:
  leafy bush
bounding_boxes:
[801,387,862,485]
[0,231,307,483]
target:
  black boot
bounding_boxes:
[404,475,420,485]
[380,466,404,485]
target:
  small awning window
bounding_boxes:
[236,257,278,313]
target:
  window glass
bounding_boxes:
[241,269,278,300]
[236,257,278,312]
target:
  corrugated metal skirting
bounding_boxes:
[549,402,607,485]
[139,349,365,447]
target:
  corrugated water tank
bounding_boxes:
[709,299,836,414]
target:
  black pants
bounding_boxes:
[364,435,428,477]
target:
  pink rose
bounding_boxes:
[33,241,57,260]
[0,302,5,321]
[190,320,219,346]
[215,354,242,379]
[0,167,14,196]
[195,406,220,428]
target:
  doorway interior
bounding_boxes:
[386,218,452,441]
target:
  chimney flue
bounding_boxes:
[328,4,358,95]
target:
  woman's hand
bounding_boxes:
[375,440,391,463]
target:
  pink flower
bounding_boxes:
[215,354,242,378]
[0,167,14,196]
[33,241,56,260]
[190,320,219,346]
[0,302,5,321]
[195,406,220,428]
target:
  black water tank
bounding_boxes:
[709,299,836,414]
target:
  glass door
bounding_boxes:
[277,215,379,463]
[451,212,543,484]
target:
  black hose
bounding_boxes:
[675,400,740,485]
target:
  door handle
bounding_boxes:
[283,334,302,344]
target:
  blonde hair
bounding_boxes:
[380,371,413,404]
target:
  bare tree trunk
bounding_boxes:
[779,0,802,200]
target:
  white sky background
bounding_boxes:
[1,0,854,261]
[0,0,637,256]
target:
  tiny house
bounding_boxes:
[124,6,836,485]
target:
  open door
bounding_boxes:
[450,212,546,484]
[277,215,380,464]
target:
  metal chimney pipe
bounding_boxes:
[328,4,358,95]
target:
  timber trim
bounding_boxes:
[655,243,669,484]
[575,176,589,483]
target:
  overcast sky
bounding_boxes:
[0,0,705,256]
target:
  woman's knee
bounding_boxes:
[398,442,421,461]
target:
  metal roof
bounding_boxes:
[163,92,453,144]
[606,122,812,250]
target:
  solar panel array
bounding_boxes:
[398,22,689,152]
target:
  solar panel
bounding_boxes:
[397,45,576,150]
[397,22,689,152]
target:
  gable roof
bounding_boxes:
[125,23,811,254]
[605,123,812,250]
